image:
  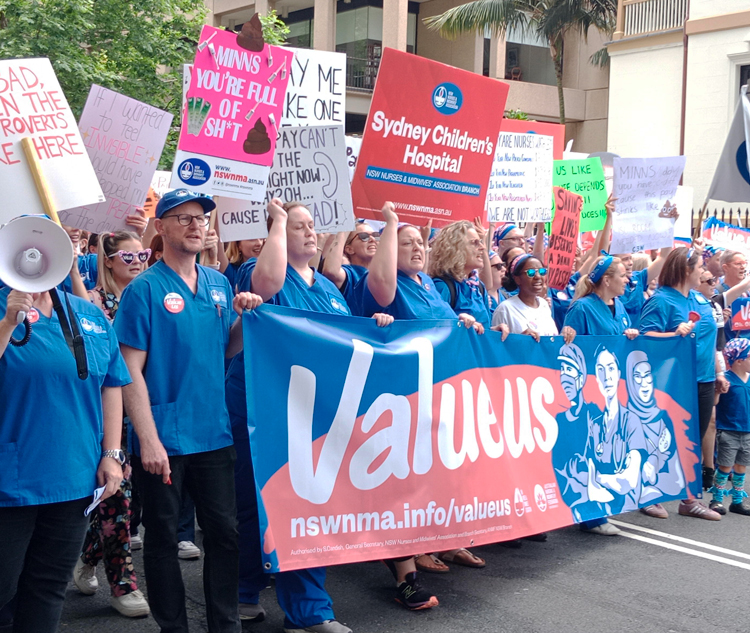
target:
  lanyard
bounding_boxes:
[50,288,89,380]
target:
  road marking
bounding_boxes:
[610,519,750,561]
[617,531,750,571]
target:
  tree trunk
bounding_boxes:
[550,37,565,124]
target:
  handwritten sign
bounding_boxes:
[732,298,750,331]
[217,124,354,242]
[171,24,294,200]
[486,132,552,223]
[58,86,172,232]
[0,58,104,224]
[500,118,565,160]
[282,48,346,126]
[610,156,686,254]
[548,187,582,290]
[552,158,607,232]
[346,136,361,183]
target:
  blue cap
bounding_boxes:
[155,189,216,218]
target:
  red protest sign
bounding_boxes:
[351,48,509,227]
[548,186,582,290]
[500,118,565,160]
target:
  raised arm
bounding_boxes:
[474,217,493,291]
[321,231,349,289]
[646,246,673,284]
[532,222,545,264]
[366,202,399,307]
[251,199,288,302]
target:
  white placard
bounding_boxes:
[486,132,553,223]
[0,58,104,224]
[151,170,173,196]
[345,136,362,183]
[282,48,346,127]
[59,85,173,232]
[217,124,355,242]
[610,156,686,254]
[673,185,694,239]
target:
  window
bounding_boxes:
[741,64,750,93]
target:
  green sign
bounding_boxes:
[549,158,607,233]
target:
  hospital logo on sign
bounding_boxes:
[164,292,185,314]
[431,83,463,115]
[178,158,211,186]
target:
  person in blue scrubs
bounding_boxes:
[220,239,264,292]
[428,220,492,330]
[227,199,392,633]
[116,189,263,633]
[0,238,130,632]
[640,246,722,522]
[322,221,379,305]
[487,251,505,313]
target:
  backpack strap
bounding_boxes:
[438,276,457,310]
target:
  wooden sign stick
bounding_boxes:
[21,137,62,226]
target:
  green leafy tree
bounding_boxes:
[0,0,208,168]
[505,108,529,120]
[260,10,291,46]
[424,0,616,124]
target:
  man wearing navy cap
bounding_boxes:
[116,189,262,633]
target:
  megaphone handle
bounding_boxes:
[17,311,26,325]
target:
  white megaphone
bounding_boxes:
[0,215,75,323]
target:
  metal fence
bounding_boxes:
[622,0,688,37]
[345,56,379,92]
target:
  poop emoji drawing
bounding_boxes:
[244,119,271,155]
[237,14,265,52]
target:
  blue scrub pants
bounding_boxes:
[230,403,333,629]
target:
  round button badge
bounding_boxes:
[164,292,185,314]
[26,308,39,324]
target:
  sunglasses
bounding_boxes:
[701,277,717,285]
[110,249,151,265]
[469,239,484,248]
[523,267,547,278]
[347,232,378,245]
[491,263,505,271]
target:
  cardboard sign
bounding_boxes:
[673,185,694,239]
[610,156,686,254]
[732,298,750,331]
[217,124,354,242]
[500,118,565,160]
[171,25,294,200]
[283,48,346,126]
[486,132,553,223]
[552,158,607,233]
[0,58,104,223]
[143,171,173,218]
[548,187,582,290]
[58,86,172,232]
[346,136,362,183]
[351,48,508,227]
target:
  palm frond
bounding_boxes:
[423,0,531,40]
[589,45,610,67]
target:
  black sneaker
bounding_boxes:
[499,539,523,548]
[523,532,548,542]
[395,572,438,611]
[702,466,715,490]
[709,500,727,515]
[729,502,750,516]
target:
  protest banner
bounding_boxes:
[548,187,582,290]
[58,86,172,232]
[170,22,294,200]
[500,118,565,160]
[351,48,508,227]
[346,136,362,183]
[486,132,553,223]
[217,124,354,242]
[731,297,750,331]
[0,58,104,223]
[283,48,346,126]
[702,216,750,254]
[243,304,700,572]
[610,156,686,254]
[552,158,607,233]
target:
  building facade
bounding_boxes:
[205,0,610,152]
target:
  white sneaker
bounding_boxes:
[284,621,352,633]
[110,589,150,618]
[177,541,201,560]
[239,602,266,621]
[130,534,143,551]
[583,522,621,536]
[72,558,99,595]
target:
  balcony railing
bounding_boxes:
[619,0,688,38]
[346,56,380,92]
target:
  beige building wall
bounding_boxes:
[416,0,483,73]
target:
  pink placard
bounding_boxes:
[177,25,294,167]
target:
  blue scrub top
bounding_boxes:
[353,270,457,320]
[433,276,491,329]
[639,286,689,333]
[223,260,244,293]
[563,293,631,335]
[0,288,131,507]
[340,264,368,306]
[550,271,581,331]
[621,268,648,329]
[688,290,718,383]
[716,371,750,432]
[62,253,99,294]
[115,261,234,457]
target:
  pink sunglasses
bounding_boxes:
[110,249,151,265]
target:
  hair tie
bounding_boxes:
[589,253,614,284]
[510,253,533,276]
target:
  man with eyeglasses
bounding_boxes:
[115,189,263,633]
[492,223,526,258]
[322,221,379,303]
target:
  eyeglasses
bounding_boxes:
[162,213,209,227]
[633,372,653,385]
[491,263,504,271]
[347,232,379,245]
[701,277,717,285]
[523,268,547,278]
[109,249,151,265]
[468,239,484,249]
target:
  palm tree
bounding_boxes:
[423,0,617,124]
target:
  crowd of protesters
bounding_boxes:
[1,189,748,633]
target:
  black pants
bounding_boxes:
[0,498,89,633]
[698,381,715,442]
[132,446,240,633]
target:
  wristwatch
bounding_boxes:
[102,449,127,466]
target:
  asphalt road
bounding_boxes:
[57,498,750,633]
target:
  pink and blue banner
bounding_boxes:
[243,306,701,572]
[702,216,750,253]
